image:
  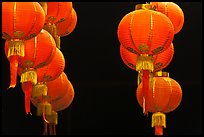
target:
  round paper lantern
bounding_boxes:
[120,43,174,72]
[136,71,182,113]
[56,8,77,37]
[118,4,174,55]
[2,2,45,88]
[30,72,74,112]
[136,71,182,135]
[150,2,184,34]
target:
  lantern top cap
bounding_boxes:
[135,4,156,11]
[154,71,169,77]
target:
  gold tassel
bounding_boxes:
[20,69,37,85]
[152,112,166,128]
[7,40,25,58]
[32,83,48,98]
[46,111,58,125]
[37,102,52,116]
[136,54,154,72]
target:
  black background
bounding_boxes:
[1,2,202,135]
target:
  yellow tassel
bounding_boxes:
[152,112,166,128]
[37,102,52,116]
[20,69,37,85]
[32,83,48,98]
[46,111,58,125]
[136,54,154,72]
[8,40,25,58]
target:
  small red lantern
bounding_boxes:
[2,2,45,89]
[150,2,184,34]
[31,72,74,112]
[136,71,182,135]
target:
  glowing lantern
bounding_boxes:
[2,2,45,89]
[117,3,174,115]
[42,2,73,49]
[136,71,182,135]
[150,2,184,34]
[56,8,77,37]
[31,72,74,112]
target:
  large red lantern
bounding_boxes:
[118,4,175,115]
[150,2,184,34]
[136,71,182,135]
[42,2,73,49]
[2,2,45,89]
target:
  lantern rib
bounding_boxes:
[129,12,137,51]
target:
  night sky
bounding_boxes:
[1,2,202,135]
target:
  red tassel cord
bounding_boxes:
[142,70,150,115]
[22,81,33,115]
[155,126,163,135]
[9,55,18,89]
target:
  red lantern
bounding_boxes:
[150,2,184,34]
[136,71,182,135]
[120,43,174,72]
[118,5,174,55]
[43,2,73,49]
[2,2,45,89]
[5,29,56,114]
[56,8,77,37]
[118,4,175,114]
[31,72,74,112]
